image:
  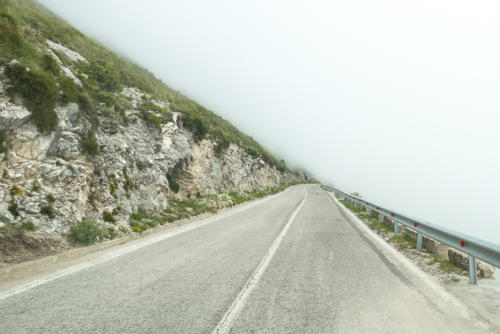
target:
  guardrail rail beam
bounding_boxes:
[320,184,500,285]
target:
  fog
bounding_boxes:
[38,0,499,245]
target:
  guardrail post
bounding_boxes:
[378,213,383,223]
[368,208,372,216]
[468,255,477,285]
[416,232,422,250]
[394,221,399,236]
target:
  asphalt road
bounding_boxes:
[0,185,494,333]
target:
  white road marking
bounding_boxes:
[212,191,308,334]
[0,188,293,301]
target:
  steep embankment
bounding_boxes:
[0,0,304,262]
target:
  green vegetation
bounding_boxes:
[59,76,79,104]
[41,52,60,75]
[167,174,180,193]
[390,235,417,249]
[20,221,35,231]
[0,0,290,170]
[129,183,301,233]
[80,130,98,156]
[40,205,55,219]
[428,257,466,275]
[0,130,8,153]
[140,110,172,130]
[129,212,163,232]
[102,211,116,223]
[46,193,55,203]
[82,60,120,92]
[8,203,19,217]
[0,221,35,235]
[69,220,112,245]
[5,63,58,133]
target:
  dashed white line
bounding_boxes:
[212,191,308,334]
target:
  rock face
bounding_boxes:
[0,78,301,235]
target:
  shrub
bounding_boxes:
[42,53,60,76]
[69,220,103,245]
[141,111,162,129]
[130,212,146,221]
[80,130,98,156]
[21,221,35,231]
[104,227,117,239]
[138,95,163,112]
[46,193,55,203]
[84,60,120,92]
[0,10,23,59]
[182,114,207,142]
[0,130,7,153]
[245,147,260,158]
[102,211,115,223]
[78,92,92,112]
[5,63,58,133]
[167,174,180,193]
[8,203,19,217]
[40,205,55,219]
[59,76,79,104]
[95,91,115,107]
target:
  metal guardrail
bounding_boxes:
[321,185,500,284]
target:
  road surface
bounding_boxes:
[0,185,494,333]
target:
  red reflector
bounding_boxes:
[376,207,379,210]
[414,223,418,227]
[390,213,394,217]
[460,241,466,247]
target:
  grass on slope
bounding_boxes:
[0,0,286,170]
[129,183,299,233]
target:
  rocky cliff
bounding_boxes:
[0,73,299,236]
[0,0,304,263]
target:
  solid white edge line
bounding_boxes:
[212,191,308,334]
[0,187,294,301]
[328,192,492,329]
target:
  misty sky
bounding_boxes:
[38,0,500,244]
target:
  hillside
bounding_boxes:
[0,0,303,262]
[0,0,286,169]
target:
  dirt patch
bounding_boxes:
[0,229,69,265]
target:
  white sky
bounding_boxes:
[38,0,500,244]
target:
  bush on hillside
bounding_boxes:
[42,53,60,76]
[182,114,207,142]
[245,147,260,158]
[0,130,7,153]
[80,130,99,156]
[69,220,103,245]
[0,10,23,59]
[167,174,180,193]
[5,63,58,133]
[59,76,79,104]
[84,60,120,92]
